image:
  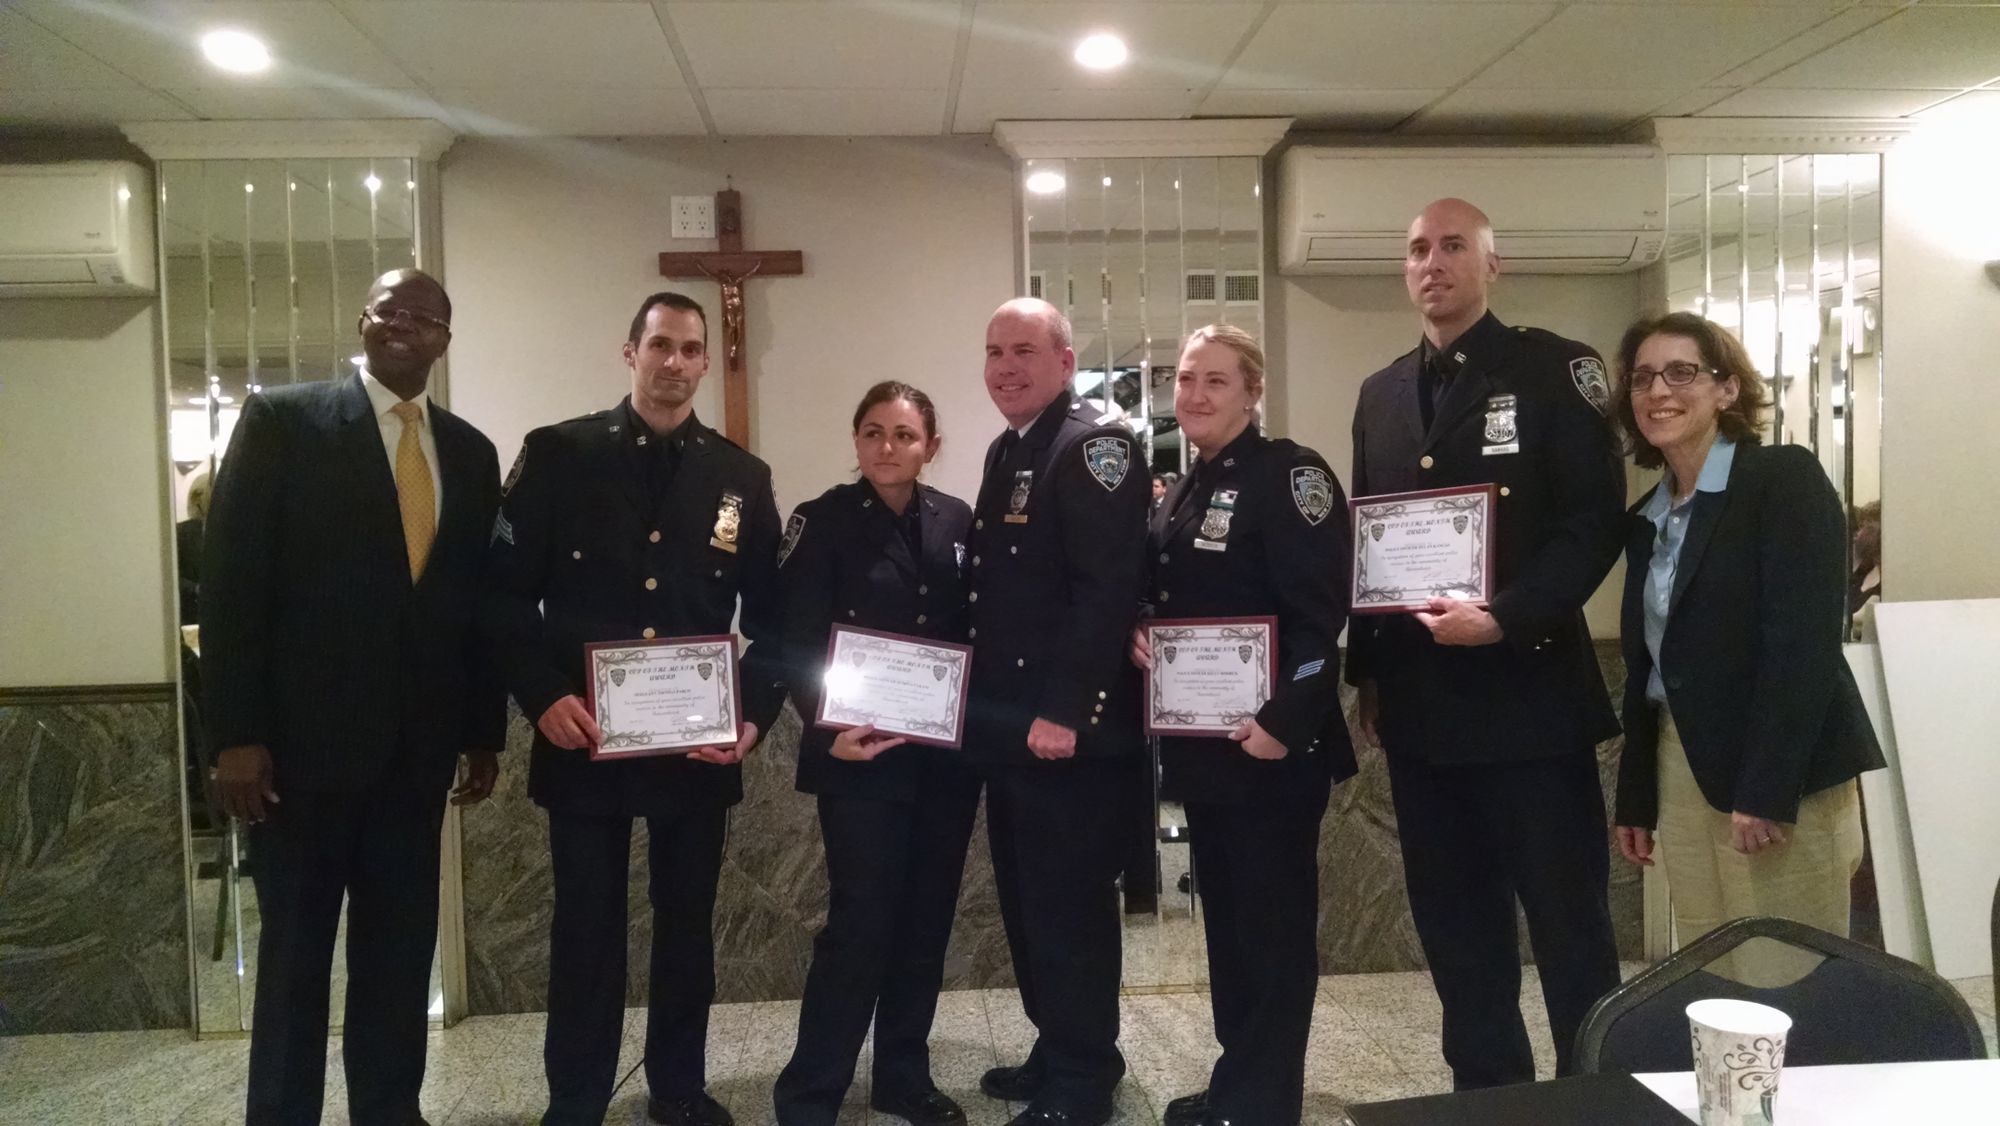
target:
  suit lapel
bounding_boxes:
[597,402,647,520]
[1669,483,1730,609]
[1162,470,1205,544]
[333,375,408,575]
[1390,358,1425,453]
[1422,313,1509,453]
[868,488,921,582]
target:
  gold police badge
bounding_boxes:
[711,490,743,552]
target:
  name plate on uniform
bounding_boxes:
[584,635,742,759]
[816,626,973,749]
[1144,617,1278,737]
[1348,484,1496,615]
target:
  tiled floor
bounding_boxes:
[2,971,1991,1126]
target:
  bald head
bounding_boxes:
[1405,197,1501,344]
[985,296,1077,427]
[992,296,1072,352]
[366,267,452,322]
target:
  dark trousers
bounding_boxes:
[1385,750,1621,1090]
[543,805,729,1126]
[245,775,446,1126]
[985,756,1139,1112]
[1185,781,1331,1126]
[772,778,981,1125]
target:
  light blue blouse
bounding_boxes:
[1640,437,1737,705]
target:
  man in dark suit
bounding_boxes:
[967,298,1150,1126]
[1347,199,1626,1090]
[487,292,784,1126]
[202,268,505,1125]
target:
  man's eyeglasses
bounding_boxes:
[1627,361,1715,392]
[363,306,450,332]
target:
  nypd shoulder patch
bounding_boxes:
[1290,465,1334,526]
[1083,435,1131,492]
[777,512,806,568]
[1569,356,1611,416]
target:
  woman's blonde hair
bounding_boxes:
[1184,323,1265,398]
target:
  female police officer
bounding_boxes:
[1130,326,1355,1126]
[771,382,980,1126]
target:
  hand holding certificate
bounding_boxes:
[1349,484,1496,614]
[585,635,742,759]
[816,627,972,749]
[1144,617,1278,736]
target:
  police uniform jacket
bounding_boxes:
[1347,312,1625,764]
[777,479,977,802]
[1146,428,1358,803]
[487,401,784,816]
[964,394,1150,763]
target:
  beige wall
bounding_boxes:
[0,298,173,686]
[1267,270,1649,636]
[439,136,1018,511]
[1880,118,2000,603]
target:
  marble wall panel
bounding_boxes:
[0,694,189,1035]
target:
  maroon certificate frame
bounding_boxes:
[583,634,742,760]
[1144,616,1280,737]
[1348,484,1497,616]
[814,625,974,750]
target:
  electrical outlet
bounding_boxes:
[670,195,715,240]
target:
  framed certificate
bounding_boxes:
[1144,616,1278,737]
[815,626,973,749]
[584,635,741,759]
[1349,484,1496,614]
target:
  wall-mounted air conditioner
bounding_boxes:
[0,162,156,297]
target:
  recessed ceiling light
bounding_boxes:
[1025,170,1066,196]
[363,174,382,193]
[1073,32,1128,71]
[243,183,254,193]
[117,187,131,202]
[200,29,271,75]
[1102,176,1112,187]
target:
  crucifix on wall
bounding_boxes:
[659,187,803,450]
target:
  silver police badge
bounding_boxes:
[1483,394,1518,444]
[1291,466,1333,526]
[777,513,806,568]
[1200,506,1233,541]
[1570,356,1611,415]
[1007,470,1033,523]
[1083,436,1130,492]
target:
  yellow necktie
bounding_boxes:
[391,400,436,580]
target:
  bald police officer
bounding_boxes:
[969,298,1150,1126]
[1348,200,1625,1090]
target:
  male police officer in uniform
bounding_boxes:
[488,292,784,1126]
[968,298,1150,1126]
[1348,199,1625,1090]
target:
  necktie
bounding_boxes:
[391,400,436,580]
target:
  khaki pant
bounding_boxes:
[1657,711,1864,987]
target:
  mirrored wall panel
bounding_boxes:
[159,158,439,1033]
[1664,153,1883,629]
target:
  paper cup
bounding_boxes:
[1686,998,1792,1126]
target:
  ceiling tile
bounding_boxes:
[960,2,1261,91]
[1406,87,1677,134]
[1195,88,1441,130]
[343,1,684,89]
[1222,3,1557,91]
[953,87,1204,133]
[1650,87,1735,117]
[164,85,454,121]
[704,88,944,135]
[0,86,196,126]
[0,8,155,90]
[1704,4,1903,89]
[668,1,958,90]
[1470,3,1834,90]
[1697,87,1957,119]
[1760,7,2000,90]
[13,0,416,89]
[434,85,706,136]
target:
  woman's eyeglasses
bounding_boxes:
[1627,361,1715,392]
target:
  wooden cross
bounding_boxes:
[659,188,803,449]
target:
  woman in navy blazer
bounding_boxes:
[1609,312,1883,971]
[771,382,979,1126]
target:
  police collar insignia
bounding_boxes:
[1291,466,1334,526]
[711,490,743,552]
[777,512,806,567]
[1483,393,1518,444]
[1083,435,1130,492]
[953,541,967,569]
[502,446,527,496]
[1570,356,1611,415]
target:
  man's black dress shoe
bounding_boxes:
[647,1091,734,1126]
[872,1086,968,1125]
[1003,1104,1112,1126]
[979,1062,1043,1102]
[1163,1090,1208,1126]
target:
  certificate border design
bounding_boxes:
[815,625,974,750]
[584,634,741,759]
[1144,616,1279,737]
[1347,484,1497,615]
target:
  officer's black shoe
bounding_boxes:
[979,1062,1044,1102]
[1162,1090,1209,1126]
[1003,1104,1112,1126]
[647,1091,734,1126]
[871,1085,968,1125]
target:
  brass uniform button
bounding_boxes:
[649,530,662,543]
[1500,486,1511,497]
[644,577,658,591]
[641,628,656,639]
[572,550,583,560]
[917,614,927,624]
[969,628,978,639]
[1016,658,1026,668]
[969,592,979,602]
[1420,455,1434,469]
